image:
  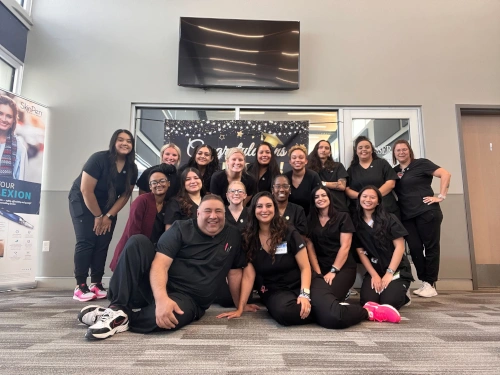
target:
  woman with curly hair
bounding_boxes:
[217,192,402,326]
[308,140,349,212]
[179,144,219,193]
[353,186,413,309]
[164,167,204,230]
[247,142,280,193]
[0,95,27,180]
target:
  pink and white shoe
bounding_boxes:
[73,284,96,302]
[89,283,107,299]
[363,302,401,323]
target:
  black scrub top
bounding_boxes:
[179,163,213,193]
[150,205,167,245]
[347,158,399,215]
[247,163,273,193]
[253,226,306,300]
[354,214,413,281]
[209,170,256,206]
[157,220,246,310]
[225,207,249,231]
[164,197,199,225]
[69,151,138,212]
[307,212,356,274]
[282,202,307,235]
[394,158,441,221]
[284,169,321,216]
[318,163,349,212]
[136,164,180,201]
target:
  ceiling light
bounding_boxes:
[206,44,259,53]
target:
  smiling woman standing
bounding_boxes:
[179,144,219,193]
[69,129,138,301]
[284,145,321,216]
[0,95,27,180]
[247,142,280,193]
[210,147,256,206]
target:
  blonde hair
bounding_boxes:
[160,143,181,167]
[288,144,308,158]
[225,147,245,162]
[227,180,246,193]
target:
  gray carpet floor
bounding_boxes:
[1,288,500,374]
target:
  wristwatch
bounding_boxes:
[330,266,340,274]
[301,288,310,295]
[321,181,327,187]
[106,213,115,220]
[438,194,446,200]
[386,268,395,274]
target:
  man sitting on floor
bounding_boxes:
[78,194,252,340]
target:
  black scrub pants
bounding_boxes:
[359,273,410,310]
[107,234,205,334]
[262,274,368,329]
[402,209,443,285]
[318,267,356,302]
[70,201,116,286]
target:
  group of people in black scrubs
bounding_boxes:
[70,130,450,340]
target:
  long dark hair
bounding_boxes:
[243,191,288,264]
[0,95,18,133]
[350,136,379,166]
[309,140,338,172]
[248,142,280,189]
[106,129,136,209]
[307,186,338,236]
[177,167,205,217]
[187,144,220,178]
[353,185,392,252]
[392,139,415,165]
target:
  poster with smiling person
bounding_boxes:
[0,89,48,291]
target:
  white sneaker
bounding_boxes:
[85,308,129,340]
[413,283,425,296]
[418,282,438,298]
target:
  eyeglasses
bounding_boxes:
[228,189,245,194]
[273,184,290,190]
[149,178,168,187]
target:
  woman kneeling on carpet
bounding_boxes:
[217,192,402,326]
[353,186,413,309]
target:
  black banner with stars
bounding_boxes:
[164,120,309,172]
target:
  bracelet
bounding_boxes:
[95,214,103,219]
[386,268,395,274]
[437,194,446,200]
[298,292,311,301]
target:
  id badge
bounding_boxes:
[275,242,288,255]
[392,271,400,280]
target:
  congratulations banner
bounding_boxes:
[0,89,47,291]
[164,120,309,172]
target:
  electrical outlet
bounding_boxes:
[42,241,50,252]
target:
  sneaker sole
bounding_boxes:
[73,295,97,302]
[412,289,423,296]
[419,291,438,298]
[93,294,107,299]
[85,322,129,340]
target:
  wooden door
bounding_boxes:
[462,114,500,287]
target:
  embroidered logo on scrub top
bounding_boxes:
[224,243,232,252]
[275,242,288,255]
[240,219,244,223]
[371,257,378,264]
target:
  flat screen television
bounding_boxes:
[178,17,300,90]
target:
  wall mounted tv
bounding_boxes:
[178,17,300,90]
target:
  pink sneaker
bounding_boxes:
[73,284,96,302]
[89,283,107,299]
[364,303,401,323]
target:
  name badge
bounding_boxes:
[275,242,288,255]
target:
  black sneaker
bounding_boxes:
[85,308,129,340]
[78,305,107,326]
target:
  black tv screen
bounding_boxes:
[178,17,300,90]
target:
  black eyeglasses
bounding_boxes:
[273,184,290,190]
[149,178,168,187]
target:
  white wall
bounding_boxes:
[22,0,500,286]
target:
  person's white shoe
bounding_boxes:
[413,283,425,296]
[418,282,438,298]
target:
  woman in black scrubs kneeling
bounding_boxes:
[353,186,413,309]
[306,186,357,301]
[393,140,451,298]
[217,192,402,326]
